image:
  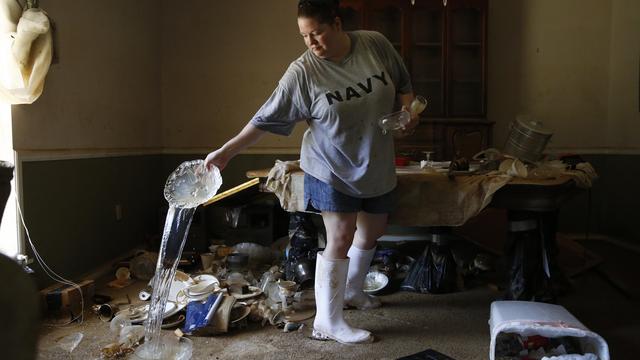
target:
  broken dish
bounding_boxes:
[230,286,262,300]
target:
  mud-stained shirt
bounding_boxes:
[250,30,412,197]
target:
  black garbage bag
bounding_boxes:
[287,212,318,255]
[283,212,320,285]
[401,241,458,294]
[503,211,559,302]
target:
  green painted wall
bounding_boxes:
[22,156,164,288]
[22,153,299,288]
[559,154,640,242]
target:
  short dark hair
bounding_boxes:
[298,0,340,25]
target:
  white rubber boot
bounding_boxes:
[345,246,382,310]
[312,252,373,344]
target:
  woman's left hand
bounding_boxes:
[397,105,419,137]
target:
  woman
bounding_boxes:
[204,0,418,344]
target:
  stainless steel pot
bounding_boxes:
[503,115,553,163]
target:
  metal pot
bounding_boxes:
[503,115,553,163]
[293,259,314,287]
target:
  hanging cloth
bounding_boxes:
[0,0,52,104]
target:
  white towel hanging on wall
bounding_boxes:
[0,0,52,104]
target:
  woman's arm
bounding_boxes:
[204,123,266,171]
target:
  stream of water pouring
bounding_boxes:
[135,206,195,358]
[134,160,221,360]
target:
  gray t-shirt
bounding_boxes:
[250,30,412,197]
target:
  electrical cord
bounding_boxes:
[15,195,84,326]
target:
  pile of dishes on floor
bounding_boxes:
[95,243,320,358]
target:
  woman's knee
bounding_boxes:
[327,229,355,250]
[355,212,388,243]
[322,212,357,241]
[365,226,387,242]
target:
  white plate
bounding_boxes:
[163,301,181,319]
[117,301,182,324]
[166,279,192,303]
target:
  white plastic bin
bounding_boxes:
[489,301,609,360]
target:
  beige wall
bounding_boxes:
[167,0,639,154]
[489,0,639,153]
[160,0,307,153]
[10,0,639,155]
[606,0,640,152]
[11,0,162,153]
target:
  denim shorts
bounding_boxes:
[304,173,396,214]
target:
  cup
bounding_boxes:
[410,95,428,116]
[226,253,249,273]
[94,303,119,322]
[421,151,435,169]
[200,252,215,271]
[277,280,297,312]
[499,158,528,177]
[277,280,297,295]
[227,272,248,295]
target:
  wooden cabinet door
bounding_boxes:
[445,0,487,117]
[339,0,487,119]
[338,0,491,160]
[409,0,446,117]
[340,0,366,31]
[365,0,409,57]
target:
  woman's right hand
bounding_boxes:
[204,123,267,172]
[204,148,231,172]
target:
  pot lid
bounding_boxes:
[515,115,553,135]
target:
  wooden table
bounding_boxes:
[248,166,579,301]
[246,167,576,224]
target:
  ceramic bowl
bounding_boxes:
[363,271,389,295]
